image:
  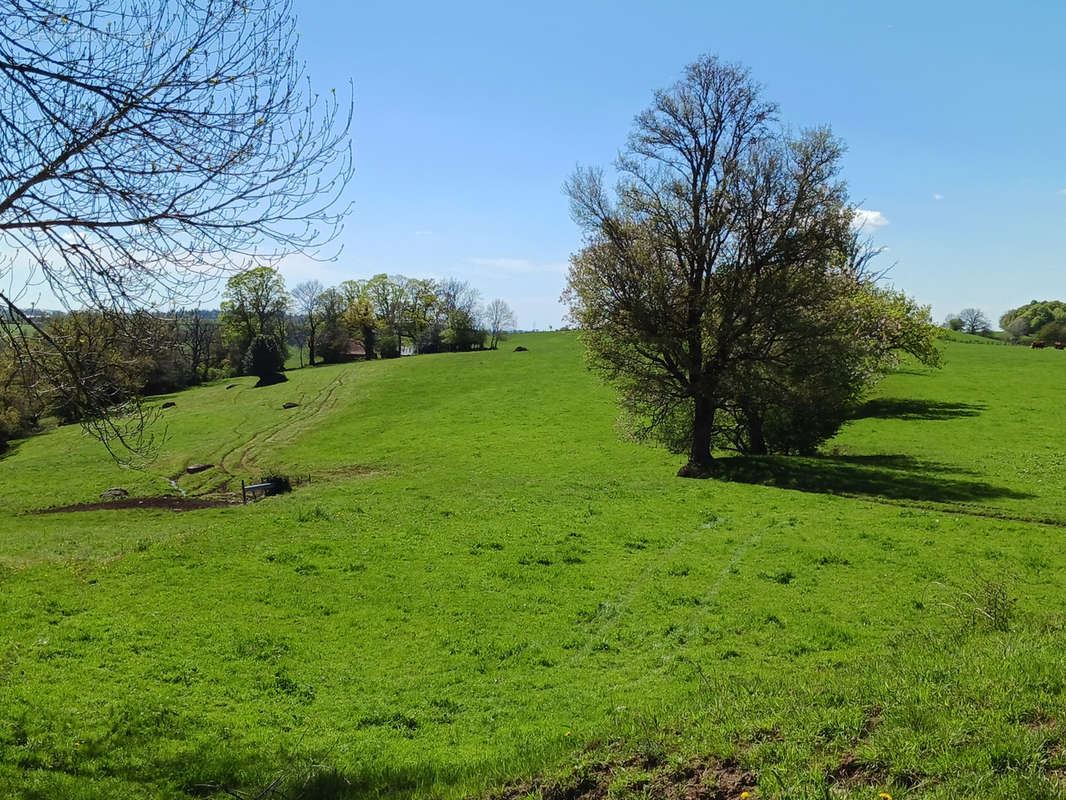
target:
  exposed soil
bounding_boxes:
[488,755,756,800]
[33,495,237,514]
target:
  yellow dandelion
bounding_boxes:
[740,793,750,799]
[879,794,891,800]
[565,730,571,736]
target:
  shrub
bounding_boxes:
[241,335,286,383]
[258,473,292,496]
[1034,319,1066,345]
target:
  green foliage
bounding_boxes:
[220,266,289,367]
[241,334,286,383]
[1000,299,1066,334]
[441,308,485,352]
[719,284,941,455]
[1033,318,1066,344]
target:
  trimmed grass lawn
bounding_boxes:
[1,332,1064,799]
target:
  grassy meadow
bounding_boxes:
[1,332,1065,799]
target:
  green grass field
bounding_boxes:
[2,332,1065,799]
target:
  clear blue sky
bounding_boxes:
[282,0,1066,331]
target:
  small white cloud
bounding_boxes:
[1059,188,1066,196]
[933,193,944,201]
[851,209,889,229]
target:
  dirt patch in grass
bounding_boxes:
[488,755,755,800]
[828,752,882,786]
[32,495,237,514]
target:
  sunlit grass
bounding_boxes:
[1,333,1064,799]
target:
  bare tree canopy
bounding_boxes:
[0,0,353,459]
[957,308,991,336]
[485,298,516,349]
[290,279,323,366]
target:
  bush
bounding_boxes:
[1034,319,1066,345]
[258,473,292,496]
[241,335,286,383]
[206,363,236,382]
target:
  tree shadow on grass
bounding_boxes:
[852,397,985,421]
[0,436,26,463]
[715,454,1033,505]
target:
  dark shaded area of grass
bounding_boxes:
[853,397,985,421]
[716,454,1033,505]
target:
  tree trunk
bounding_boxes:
[745,408,767,455]
[679,393,716,478]
[308,330,316,366]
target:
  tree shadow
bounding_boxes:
[0,437,26,462]
[852,397,985,421]
[715,454,1033,505]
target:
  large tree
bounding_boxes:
[485,299,517,349]
[290,279,324,366]
[0,0,351,457]
[957,308,991,336]
[565,55,862,476]
[364,274,407,358]
[219,266,289,369]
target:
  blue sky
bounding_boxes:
[282,0,1066,330]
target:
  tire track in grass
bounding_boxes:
[168,369,350,494]
[224,371,348,478]
[467,519,768,733]
[577,520,768,658]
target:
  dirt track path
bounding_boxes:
[170,369,350,496]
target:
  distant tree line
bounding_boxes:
[999,300,1066,344]
[0,269,516,451]
[222,268,517,370]
[943,301,1066,344]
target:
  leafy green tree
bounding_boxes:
[717,282,940,455]
[1034,319,1066,344]
[0,344,44,452]
[241,334,287,386]
[38,312,153,424]
[1001,300,1066,337]
[1003,316,1029,343]
[220,267,289,371]
[426,277,480,353]
[403,278,439,354]
[364,274,407,358]
[442,309,485,351]
[315,288,350,364]
[565,55,859,476]
[338,280,380,359]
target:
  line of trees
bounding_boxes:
[0,269,518,452]
[999,300,1066,344]
[270,271,517,366]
